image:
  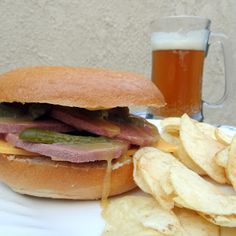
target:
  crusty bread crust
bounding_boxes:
[0,66,165,109]
[0,154,136,199]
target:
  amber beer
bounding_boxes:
[152,49,205,117]
[150,28,208,118]
[148,16,232,122]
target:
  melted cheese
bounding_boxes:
[0,139,37,156]
[101,157,112,208]
[101,149,137,207]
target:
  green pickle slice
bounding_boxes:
[19,128,111,145]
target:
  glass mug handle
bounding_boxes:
[203,32,233,108]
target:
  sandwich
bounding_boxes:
[0,66,165,200]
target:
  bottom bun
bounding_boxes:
[0,154,136,200]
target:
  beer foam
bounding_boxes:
[151,30,209,51]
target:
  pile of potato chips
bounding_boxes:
[102,114,236,236]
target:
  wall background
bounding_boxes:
[0,0,235,124]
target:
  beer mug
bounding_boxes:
[150,16,233,121]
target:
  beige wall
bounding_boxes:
[0,0,236,124]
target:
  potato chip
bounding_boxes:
[161,131,180,146]
[160,117,180,133]
[196,122,217,140]
[215,147,229,168]
[180,114,226,183]
[215,128,233,146]
[203,176,236,196]
[220,227,236,236]
[170,165,236,215]
[174,208,220,236]
[133,147,180,210]
[133,148,163,195]
[155,137,178,153]
[173,196,190,208]
[102,196,181,236]
[226,135,236,191]
[160,117,219,144]
[133,148,174,210]
[199,212,236,227]
[133,158,152,194]
[133,148,169,203]
[102,195,220,236]
[173,144,206,175]
[174,178,235,207]
[167,130,180,137]
[161,116,199,132]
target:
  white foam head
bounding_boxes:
[151,30,209,51]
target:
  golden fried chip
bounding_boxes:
[215,147,229,168]
[196,122,217,140]
[215,128,233,146]
[221,227,236,236]
[226,135,236,191]
[174,208,220,236]
[200,213,236,227]
[180,114,226,183]
[161,131,180,146]
[170,165,236,215]
[160,117,180,133]
[173,144,206,175]
[133,147,180,210]
[133,148,164,196]
[155,137,178,153]
[102,196,181,236]
[173,196,191,209]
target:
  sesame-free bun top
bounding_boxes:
[0,66,165,109]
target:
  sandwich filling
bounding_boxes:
[0,103,159,163]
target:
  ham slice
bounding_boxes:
[0,118,73,133]
[51,108,159,146]
[5,133,129,163]
[51,108,120,137]
[114,122,158,146]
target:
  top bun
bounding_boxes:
[0,66,165,109]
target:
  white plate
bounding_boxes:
[0,120,235,236]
